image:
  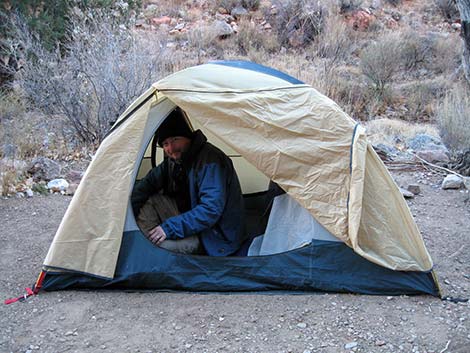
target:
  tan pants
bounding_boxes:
[137,193,204,254]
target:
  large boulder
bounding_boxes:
[407,134,448,154]
[27,157,61,182]
[212,20,234,38]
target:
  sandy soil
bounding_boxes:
[0,170,469,353]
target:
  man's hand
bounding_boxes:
[148,226,167,245]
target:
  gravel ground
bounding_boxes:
[0,171,469,353]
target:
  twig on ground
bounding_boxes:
[449,244,465,258]
[439,340,451,353]
[412,153,466,178]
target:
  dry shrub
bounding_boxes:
[313,14,357,60]
[360,32,402,95]
[426,33,461,75]
[399,30,430,71]
[338,0,363,13]
[233,19,280,54]
[147,0,187,17]
[399,78,449,121]
[0,165,17,196]
[216,0,260,11]
[0,92,46,159]
[364,118,439,146]
[15,12,176,145]
[437,84,470,150]
[434,0,460,21]
[269,0,328,48]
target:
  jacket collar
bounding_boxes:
[181,130,207,168]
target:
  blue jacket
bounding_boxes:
[132,130,246,256]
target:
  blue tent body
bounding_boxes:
[39,61,440,296]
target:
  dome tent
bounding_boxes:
[35,61,440,295]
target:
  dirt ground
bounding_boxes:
[0,170,469,353]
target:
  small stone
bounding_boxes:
[375,340,386,346]
[297,322,307,329]
[25,188,34,198]
[441,174,463,189]
[345,342,358,349]
[100,345,107,349]
[185,344,192,348]
[64,331,74,336]
[407,184,420,195]
[400,187,414,198]
[174,22,185,30]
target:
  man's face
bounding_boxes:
[162,136,192,161]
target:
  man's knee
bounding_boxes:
[159,235,204,255]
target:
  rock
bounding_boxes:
[373,143,398,161]
[345,341,358,349]
[174,22,185,30]
[64,331,74,336]
[65,170,84,184]
[400,188,414,198]
[151,16,171,26]
[452,23,461,30]
[218,7,229,15]
[231,6,248,20]
[212,20,234,38]
[463,177,470,190]
[2,143,17,158]
[407,134,448,153]
[375,340,386,346]
[370,0,382,9]
[65,183,79,196]
[25,188,34,198]
[347,10,375,31]
[47,178,69,192]
[27,157,61,182]
[441,175,463,189]
[297,322,307,329]
[416,149,449,163]
[407,184,421,195]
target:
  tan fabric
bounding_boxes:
[43,63,434,278]
[43,95,156,278]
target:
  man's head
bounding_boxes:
[157,108,193,161]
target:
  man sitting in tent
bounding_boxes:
[131,107,246,256]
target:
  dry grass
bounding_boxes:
[436,84,470,151]
[426,32,461,75]
[0,166,17,196]
[364,118,440,147]
[398,77,449,122]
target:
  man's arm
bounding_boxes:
[131,164,165,215]
[161,162,228,239]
